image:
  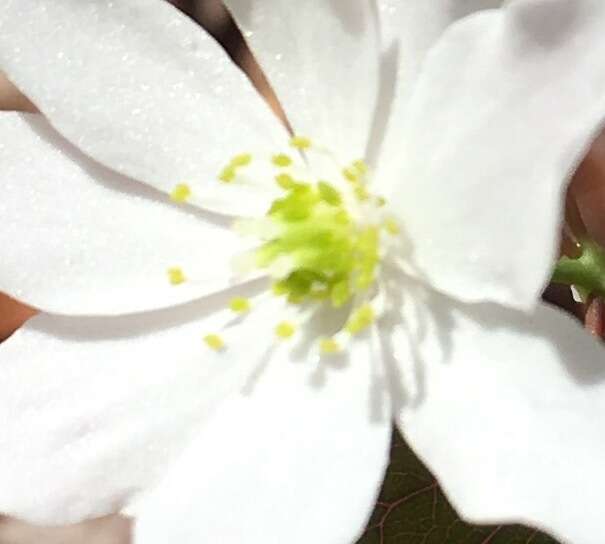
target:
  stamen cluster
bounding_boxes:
[256,175,379,308]
[166,136,401,355]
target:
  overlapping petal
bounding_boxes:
[0,289,274,525]
[393,286,605,544]
[367,0,505,163]
[0,0,290,216]
[134,337,391,544]
[0,112,248,315]
[377,0,605,311]
[224,0,379,163]
[376,0,504,85]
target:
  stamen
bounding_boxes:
[229,297,251,314]
[345,303,375,335]
[384,217,400,235]
[223,144,402,355]
[218,153,253,183]
[290,136,312,150]
[317,181,342,206]
[342,166,359,182]
[167,267,186,285]
[231,153,252,167]
[319,337,341,354]
[204,334,225,351]
[272,153,293,168]
[170,183,192,203]
[275,173,296,190]
[219,165,237,183]
[342,159,368,183]
[330,280,351,308]
[354,184,369,202]
[275,321,296,339]
[254,177,381,307]
[353,160,368,175]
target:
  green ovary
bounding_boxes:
[255,181,379,308]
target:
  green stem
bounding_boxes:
[552,239,605,299]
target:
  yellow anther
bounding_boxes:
[204,334,225,351]
[289,136,312,150]
[345,303,375,335]
[343,160,368,183]
[342,166,359,182]
[219,165,237,183]
[384,217,400,235]
[275,321,296,339]
[275,173,296,190]
[356,271,376,290]
[354,184,369,201]
[229,297,251,314]
[376,196,387,207]
[343,159,370,200]
[272,153,293,168]
[218,153,253,183]
[272,282,288,296]
[318,181,342,206]
[170,183,191,203]
[331,280,351,308]
[167,267,186,285]
[353,159,368,176]
[231,153,252,167]
[319,337,341,354]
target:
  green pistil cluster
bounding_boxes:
[255,177,379,307]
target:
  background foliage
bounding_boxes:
[357,430,558,544]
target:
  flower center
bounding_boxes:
[168,136,401,355]
[255,177,380,308]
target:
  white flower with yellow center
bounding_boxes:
[2,1,605,543]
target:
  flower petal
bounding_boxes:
[133,338,391,544]
[0,0,289,216]
[378,0,605,310]
[0,112,247,316]
[391,285,605,544]
[368,1,504,163]
[224,0,379,162]
[377,0,503,83]
[0,290,272,525]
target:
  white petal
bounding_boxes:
[224,0,379,162]
[133,338,391,544]
[370,0,504,161]
[0,112,249,315]
[377,1,605,311]
[0,289,272,525]
[0,0,290,216]
[377,0,503,85]
[391,286,605,544]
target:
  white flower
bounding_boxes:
[1,1,605,543]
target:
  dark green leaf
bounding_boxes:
[357,429,559,544]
